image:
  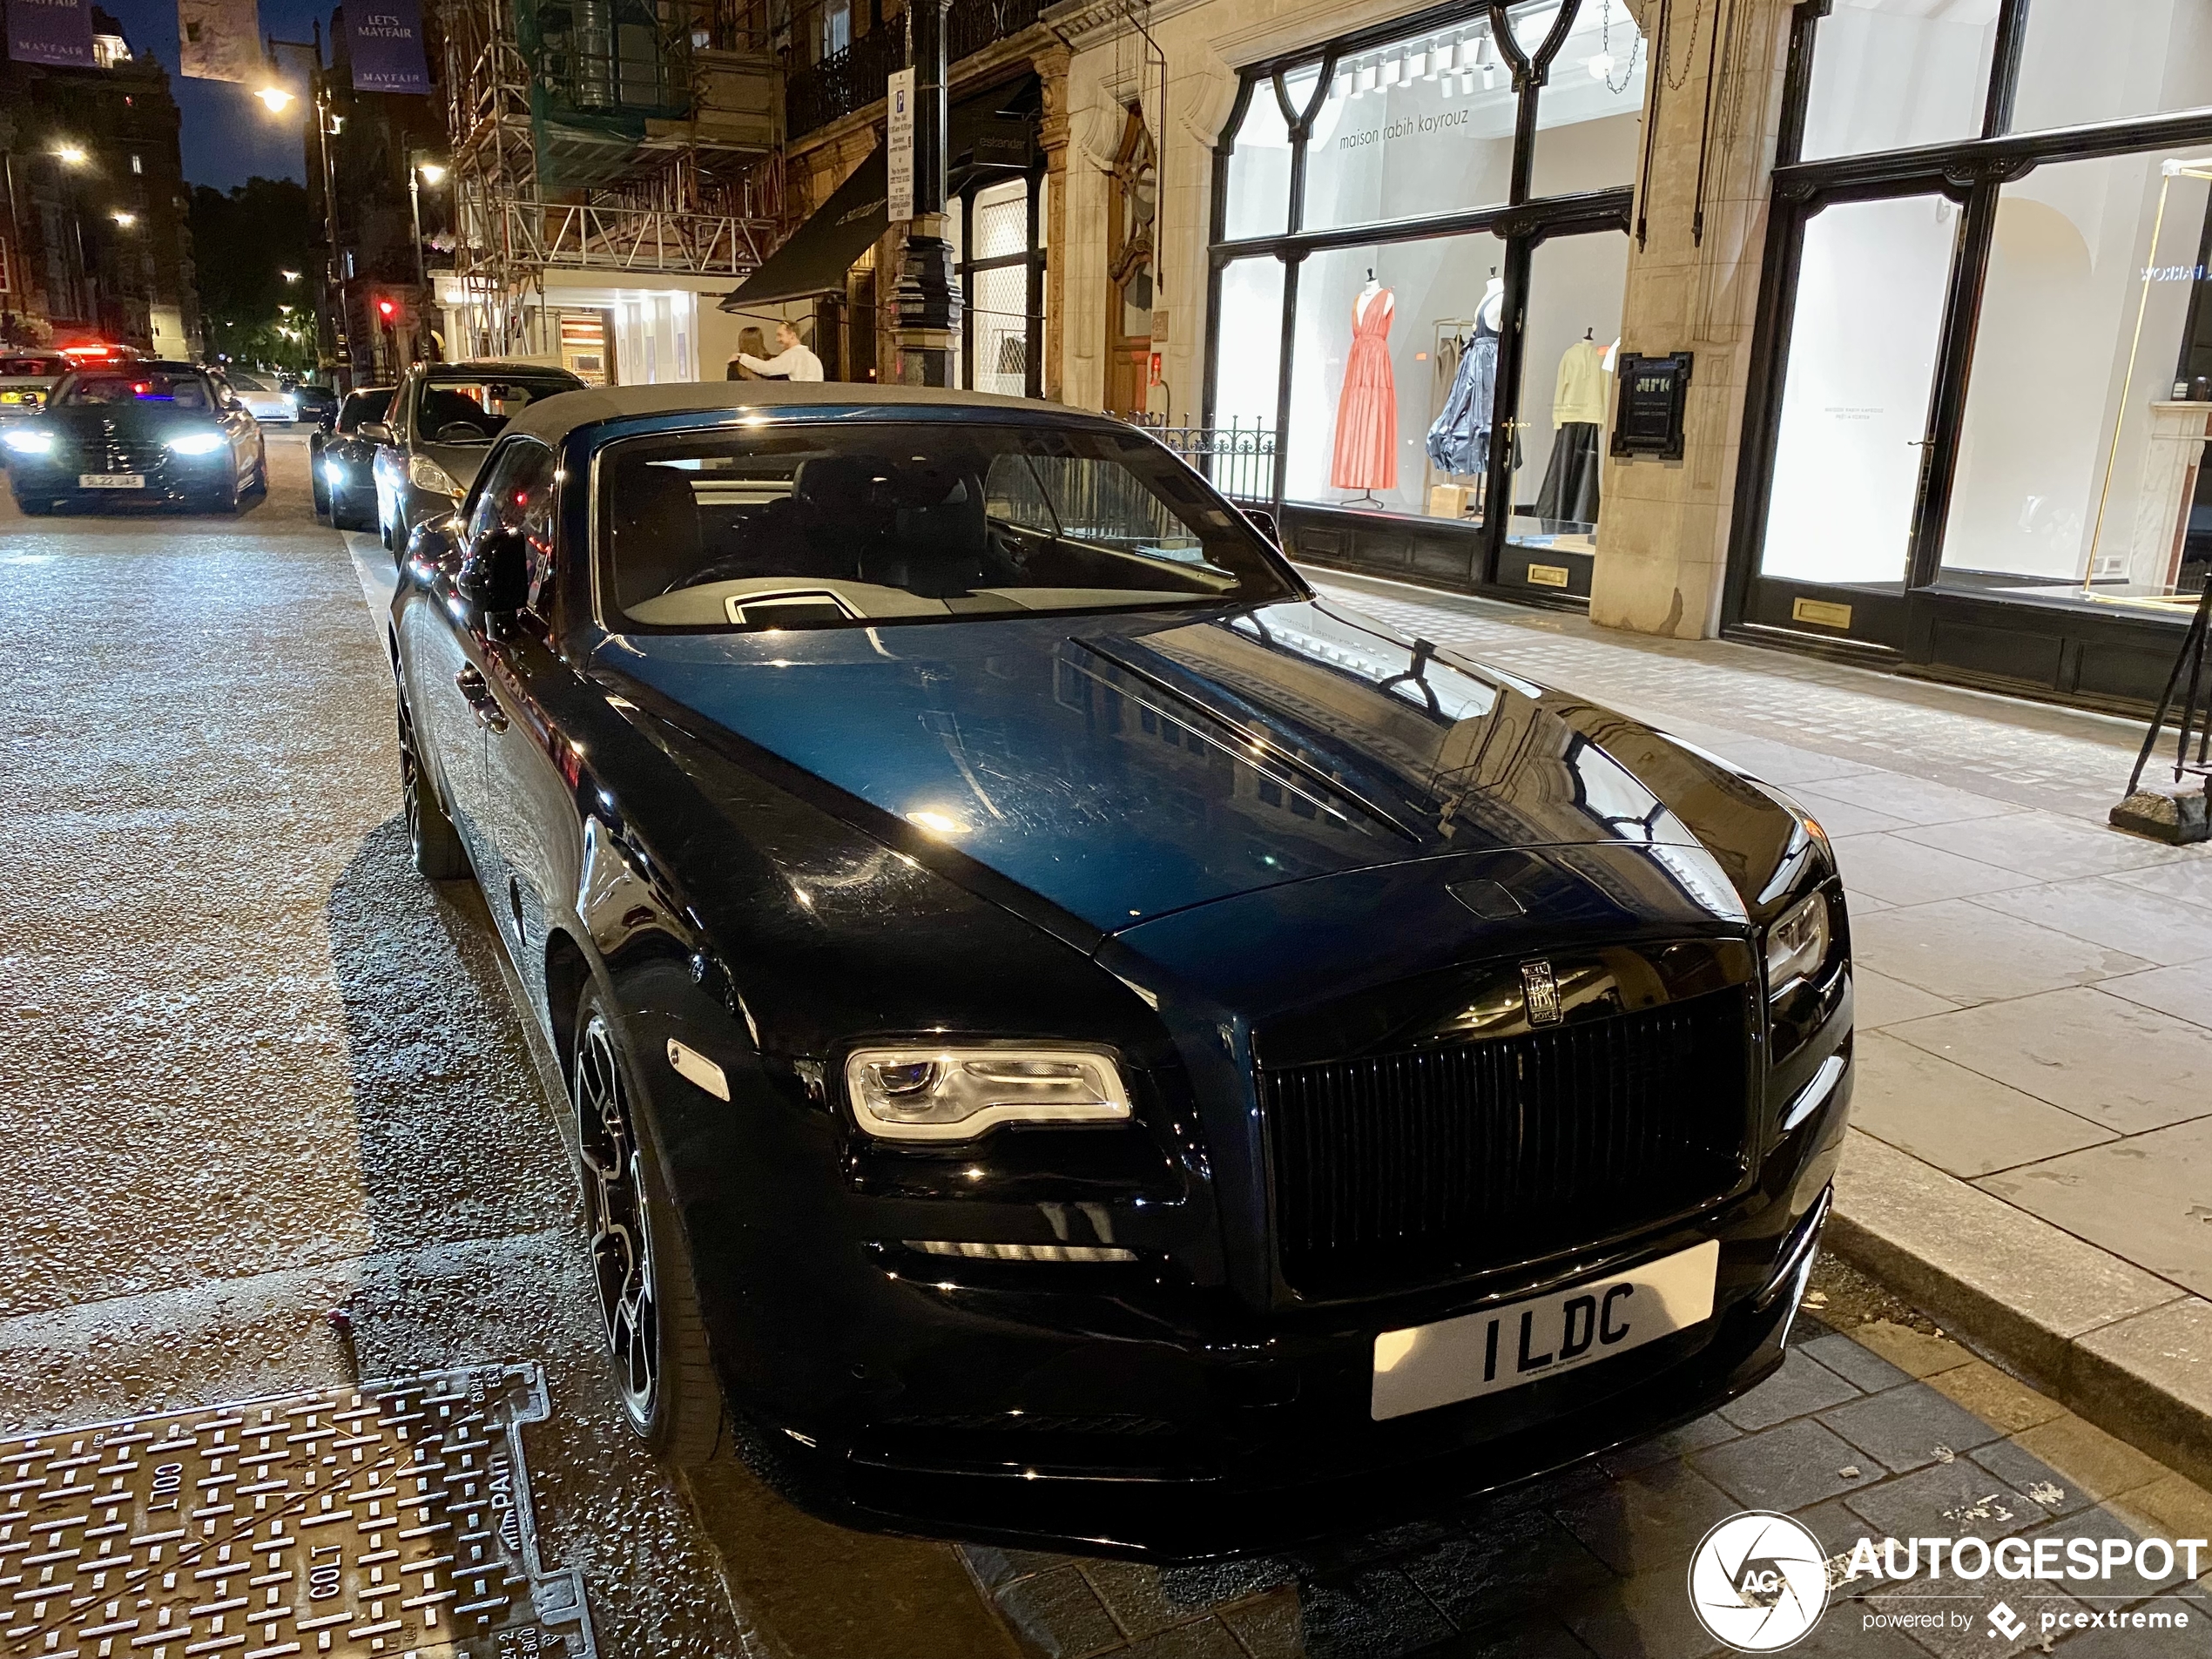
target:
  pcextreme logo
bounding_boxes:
[1687,1513,1830,1652]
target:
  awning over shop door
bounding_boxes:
[721,147,887,311]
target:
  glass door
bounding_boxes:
[1748,193,1959,646]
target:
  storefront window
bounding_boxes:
[1214,257,1285,426]
[1800,0,1998,161]
[1224,81,1292,239]
[1509,230,1628,563]
[1529,0,1647,195]
[2011,0,2212,136]
[1760,195,1956,589]
[1283,233,1505,516]
[1300,21,1518,233]
[1940,151,2212,604]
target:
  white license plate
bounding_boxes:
[79,474,144,489]
[1371,1239,1719,1420]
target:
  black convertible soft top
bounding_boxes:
[501,380,1124,448]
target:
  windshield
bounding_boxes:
[602,421,1301,631]
[0,357,67,379]
[55,372,214,410]
[227,372,272,391]
[420,376,577,444]
[338,388,394,431]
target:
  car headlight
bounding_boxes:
[408,455,463,497]
[1765,891,1831,997]
[323,459,347,485]
[165,430,226,455]
[3,427,55,455]
[845,1046,1131,1142]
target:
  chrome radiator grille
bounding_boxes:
[1261,988,1750,1298]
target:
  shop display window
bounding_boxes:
[1760,195,1956,590]
[1213,257,1285,427]
[1224,82,1292,239]
[1799,0,1998,162]
[1529,0,1647,196]
[1282,233,1505,517]
[1299,23,1520,233]
[1939,152,2212,608]
[1508,230,1628,562]
[2011,0,2212,136]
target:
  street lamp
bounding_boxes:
[407,153,446,362]
[280,269,300,282]
[255,85,295,113]
[53,145,87,166]
[109,209,135,226]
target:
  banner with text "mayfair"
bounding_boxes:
[6,0,95,68]
[348,0,430,94]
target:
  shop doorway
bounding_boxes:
[1105,105,1157,417]
[1742,195,1958,651]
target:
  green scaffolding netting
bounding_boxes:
[516,0,695,189]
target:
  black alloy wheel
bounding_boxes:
[572,992,723,1464]
[397,696,468,880]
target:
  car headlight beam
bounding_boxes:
[165,431,226,455]
[845,1045,1131,1142]
[3,428,55,455]
[1765,890,1831,998]
[408,454,463,498]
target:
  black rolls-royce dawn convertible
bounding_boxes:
[388,382,1852,1558]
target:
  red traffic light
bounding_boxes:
[376,298,397,320]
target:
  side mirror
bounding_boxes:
[455,525,530,613]
[360,421,394,444]
[1243,506,1280,545]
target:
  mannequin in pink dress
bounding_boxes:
[1332,278,1397,499]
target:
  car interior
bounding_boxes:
[607,433,1272,630]
[418,379,568,446]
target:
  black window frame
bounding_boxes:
[1723,0,2212,685]
[1202,0,1637,600]
[955,162,1048,398]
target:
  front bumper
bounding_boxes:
[9,454,233,505]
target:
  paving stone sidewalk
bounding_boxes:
[969,1264,2212,1658]
[1303,574,2212,1475]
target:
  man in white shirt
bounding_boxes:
[732,320,824,382]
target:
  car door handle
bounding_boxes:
[454,666,510,732]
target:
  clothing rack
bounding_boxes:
[1425,317,1480,512]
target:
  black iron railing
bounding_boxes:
[1131,415,1278,506]
[783,0,1044,139]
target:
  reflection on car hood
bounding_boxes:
[605,597,1734,934]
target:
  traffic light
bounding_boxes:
[375,297,398,326]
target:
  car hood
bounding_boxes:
[601,597,1737,936]
[35,404,228,440]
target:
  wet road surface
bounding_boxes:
[2,433,2207,1659]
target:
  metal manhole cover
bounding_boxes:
[0,1364,593,1659]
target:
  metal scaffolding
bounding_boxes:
[435,0,783,360]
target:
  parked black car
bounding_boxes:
[369,360,584,554]
[389,382,1851,1559]
[311,386,394,529]
[291,380,339,428]
[3,361,266,513]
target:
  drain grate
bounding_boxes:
[0,1364,593,1659]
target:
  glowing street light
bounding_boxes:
[110,210,136,226]
[256,85,295,112]
[415,161,447,184]
[53,144,88,166]
[280,269,301,282]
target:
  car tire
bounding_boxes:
[336,489,369,533]
[313,471,328,518]
[251,449,268,496]
[398,698,469,880]
[16,496,50,516]
[572,988,725,1467]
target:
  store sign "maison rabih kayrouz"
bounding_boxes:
[1333,109,1474,152]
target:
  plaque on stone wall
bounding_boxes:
[1612,350,1694,461]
